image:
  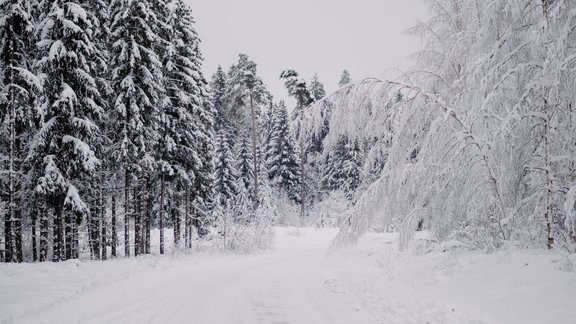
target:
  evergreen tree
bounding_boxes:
[309,74,326,101]
[235,128,255,199]
[161,0,214,251]
[83,0,112,261]
[280,69,313,120]
[338,69,351,87]
[0,0,41,263]
[266,102,300,201]
[322,135,363,198]
[210,65,228,131]
[213,130,237,209]
[225,54,268,205]
[109,0,163,257]
[233,177,253,224]
[31,0,103,262]
[340,138,363,197]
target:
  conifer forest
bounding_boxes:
[1,1,575,323]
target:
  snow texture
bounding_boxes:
[1,228,574,324]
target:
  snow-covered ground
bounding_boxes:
[1,228,575,324]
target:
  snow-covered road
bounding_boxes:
[2,229,376,324]
[2,228,575,324]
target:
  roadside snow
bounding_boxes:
[1,228,574,324]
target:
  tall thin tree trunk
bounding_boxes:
[7,82,18,262]
[299,107,306,222]
[39,206,48,262]
[173,194,180,248]
[53,206,63,262]
[3,213,11,262]
[544,99,554,249]
[111,195,117,258]
[65,211,72,260]
[14,209,22,262]
[185,188,190,248]
[32,207,38,262]
[249,94,259,207]
[124,170,130,257]
[100,170,106,260]
[145,177,152,254]
[72,218,79,259]
[134,186,140,256]
[160,173,165,254]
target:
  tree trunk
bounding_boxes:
[124,170,130,257]
[100,171,106,260]
[249,94,259,207]
[111,195,117,258]
[90,206,100,259]
[4,212,12,263]
[544,99,554,249]
[185,188,190,248]
[160,173,165,254]
[145,177,153,254]
[134,186,141,256]
[72,217,79,259]
[300,107,306,222]
[7,76,17,263]
[39,206,48,262]
[13,209,22,263]
[32,207,38,262]
[65,211,72,260]
[173,196,180,248]
[53,206,64,262]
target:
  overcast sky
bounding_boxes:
[187,0,429,104]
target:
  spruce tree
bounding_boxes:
[322,135,363,199]
[109,0,163,257]
[32,0,103,262]
[338,69,351,87]
[161,0,214,251]
[266,102,300,201]
[235,128,255,200]
[309,74,326,101]
[0,0,41,263]
[213,130,237,209]
[210,65,228,131]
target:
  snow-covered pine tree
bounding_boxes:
[213,130,237,210]
[161,0,214,250]
[309,74,326,101]
[210,65,228,132]
[280,70,313,120]
[81,0,112,261]
[109,0,163,257]
[233,177,253,224]
[338,69,351,87]
[31,0,102,262]
[323,135,363,199]
[226,54,268,206]
[235,128,255,201]
[0,0,41,263]
[266,101,300,202]
[280,70,313,218]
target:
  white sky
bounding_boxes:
[187,0,428,104]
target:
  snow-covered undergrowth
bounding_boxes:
[1,228,575,324]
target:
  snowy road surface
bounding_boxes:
[2,229,376,324]
[2,228,576,324]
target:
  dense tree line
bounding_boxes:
[0,0,214,262]
[209,55,319,236]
